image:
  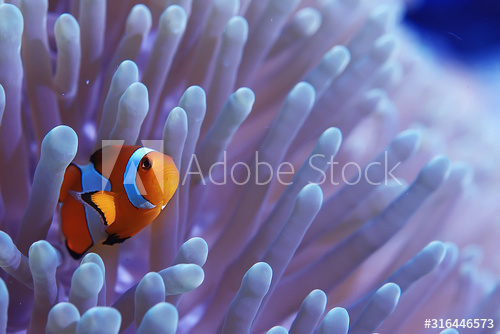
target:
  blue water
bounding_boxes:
[404,0,500,64]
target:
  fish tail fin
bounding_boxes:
[61,195,94,259]
[65,240,91,260]
[59,164,81,202]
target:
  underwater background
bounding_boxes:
[0,0,499,333]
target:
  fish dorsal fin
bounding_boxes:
[71,190,117,227]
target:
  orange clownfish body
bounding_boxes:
[59,145,179,259]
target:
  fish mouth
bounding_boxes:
[161,203,167,210]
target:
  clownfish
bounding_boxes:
[58,145,179,259]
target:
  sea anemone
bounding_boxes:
[0,0,498,333]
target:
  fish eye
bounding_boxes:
[141,157,152,170]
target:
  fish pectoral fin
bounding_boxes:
[70,190,118,227]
